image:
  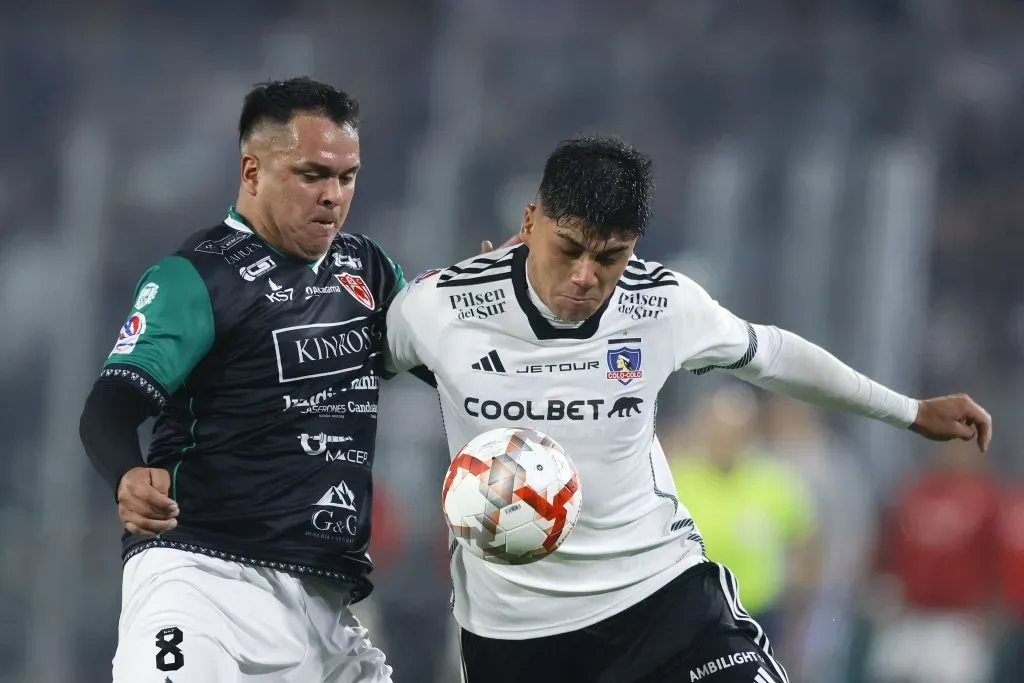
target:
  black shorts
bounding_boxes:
[459,562,788,683]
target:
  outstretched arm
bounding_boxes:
[730,324,992,451]
[669,274,992,452]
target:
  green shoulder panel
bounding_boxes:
[365,236,407,303]
[103,255,215,394]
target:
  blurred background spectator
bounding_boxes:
[3,1,1024,681]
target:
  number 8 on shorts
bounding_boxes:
[155,627,184,672]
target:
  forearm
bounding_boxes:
[79,379,156,492]
[732,324,919,428]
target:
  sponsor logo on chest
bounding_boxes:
[449,287,508,320]
[272,318,382,383]
[616,291,668,320]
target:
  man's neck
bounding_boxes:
[232,199,275,245]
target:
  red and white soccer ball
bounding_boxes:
[442,427,582,565]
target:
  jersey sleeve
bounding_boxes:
[384,269,441,374]
[101,255,215,404]
[668,274,758,374]
[364,236,407,307]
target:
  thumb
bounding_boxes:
[480,240,494,254]
[149,468,172,496]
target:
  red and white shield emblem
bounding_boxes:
[335,273,375,310]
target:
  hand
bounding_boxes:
[480,233,524,254]
[117,467,179,537]
[909,394,992,452]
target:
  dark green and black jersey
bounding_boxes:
[100,208,405,600]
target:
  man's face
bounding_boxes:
[242,114,360,261]
[520,203,636,322]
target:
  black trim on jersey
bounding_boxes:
[618,260,679,291]
[511,245,611,340]
[436,252,514,288]
[690,322,759,376]
[100,364,171,408]
[122,539,374,602]
[409,365,438,388]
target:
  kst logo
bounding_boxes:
[265,279,294,303]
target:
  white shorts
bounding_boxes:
[113,547,392,683]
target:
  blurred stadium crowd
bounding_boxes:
[1,1,1023,681]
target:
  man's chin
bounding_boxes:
[553,302,598,323]
[298,237,336,261]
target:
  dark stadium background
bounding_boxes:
[2,1,1022,681]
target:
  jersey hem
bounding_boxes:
[122,538,374,602]
[455,554,707,640]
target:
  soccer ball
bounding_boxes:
[442,427,582,565]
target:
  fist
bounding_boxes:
[910,394,992,452]
[117,467,180,537]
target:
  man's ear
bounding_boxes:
[240,153,260,196]
[521,203,536,243]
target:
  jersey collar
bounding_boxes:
[224,207,329,273]
[511,245,611,340]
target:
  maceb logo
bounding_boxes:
[272,318,383,383]
[616,292,668,320]
[449,287,507,320]
[298,433,369,465]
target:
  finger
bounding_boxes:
[123,522,155,538]
[972,412,993,453]
[122,510,177,536]
[959,397,992,452]
[148,468,173,496]
[499,234,523,249]
[480,240,494,254]
[122,485,179,519]
[135,476,179,514]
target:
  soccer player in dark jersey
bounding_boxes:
[386,135,993,683]
[79,78,403,683]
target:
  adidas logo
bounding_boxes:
[471,350,506,373]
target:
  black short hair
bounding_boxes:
[238,77,360,145]
[537,135,654,239]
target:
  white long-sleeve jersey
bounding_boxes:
[386,245,917,639]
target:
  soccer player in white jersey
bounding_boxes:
[385,136,992,683]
